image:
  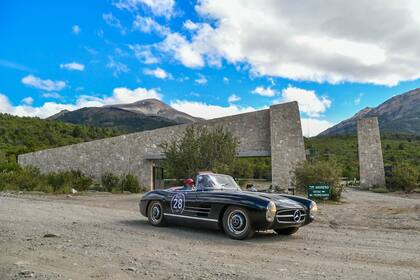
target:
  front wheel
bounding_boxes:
[147,201,166,227]
[222,206,255,240]
[274,227,299,235]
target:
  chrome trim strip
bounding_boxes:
[276,214,306,218]
[183,209,210,213]
[186,206,211,210]
[276,221,305,224]
[277,209,304,213]
[164,213,218,222]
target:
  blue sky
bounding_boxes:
[1,0,420,136]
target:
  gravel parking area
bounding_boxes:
[1,189,419,279]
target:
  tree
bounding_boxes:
[160,126,239,179]
[388,162,419,192]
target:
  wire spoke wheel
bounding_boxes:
[228,210,247,235]
[223,206,254,240]
[148,201,166,227]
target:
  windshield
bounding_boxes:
[196,174,241,191]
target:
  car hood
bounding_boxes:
[242,191,304,209]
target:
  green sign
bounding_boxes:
[308,185,331,199]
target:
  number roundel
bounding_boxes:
[171,193,185,214]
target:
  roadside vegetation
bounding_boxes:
[294,160,344,201]
[0,166,145,194]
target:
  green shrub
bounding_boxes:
[45,170,93,192]
[294,160,343,201]
[120,173,140,193]
[101,172,120,192]
[0,167,44,191]
[388,162,419,192]
[69,170,93,191]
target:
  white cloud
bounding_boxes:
[170,100,257,119]
[72,25,81,35]
[159,32,205,68]
[195,74,207,85]
[252,86,276,97]
[183,20,199,31]
[143,67,171,79]
[157,0,420,86]
[114,0,175,18]
[107,56,129,77]
[223,77,229,83]
[42,92,62,99]
[60,62,85,71]
[0,87,161,118]
[21,97,34,105]
[129,44,159,64]
[103,13,127,35]
[21,75,66,92]
[281,86,331,117]
[301,118,334,137]
[228,94,240,103]
[132,15,168,35]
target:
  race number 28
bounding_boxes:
[171,193,185,214]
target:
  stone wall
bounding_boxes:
[270,102,306,187]
[357,117,386,188]
[18,101,305,189]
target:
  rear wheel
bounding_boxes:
[147,201,166,227]
[274,227,299,235]
[222,206,255,240]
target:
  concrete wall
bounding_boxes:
[357,117,386,188]
[18,101,305,189]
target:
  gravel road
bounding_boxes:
[1,189,419,280]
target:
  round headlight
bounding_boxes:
[309,201,318,219]
[266,201,276,222]
[310,201,318,212]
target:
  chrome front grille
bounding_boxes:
[276,209,306,223]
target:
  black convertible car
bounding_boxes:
[139,172,317,239]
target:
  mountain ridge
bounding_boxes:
[48,98,202,133]
[319,88,420,136]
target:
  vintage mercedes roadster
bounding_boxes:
[139,172,317,239]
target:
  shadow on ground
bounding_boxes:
[119,219,296,244]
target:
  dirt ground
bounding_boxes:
[1,188,420,280]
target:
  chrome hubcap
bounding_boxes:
[228,210,246,235]
[151,204,161,222]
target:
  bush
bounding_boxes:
[101,172,120,192]
[388,162,419,192]
[0,167,44,191]
[120,174,141,193]
[294,160,343,201]
[46,170,92,192]
[70,170,93,191]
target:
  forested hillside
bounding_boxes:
[0,113,122,170]
[306,134,420,178]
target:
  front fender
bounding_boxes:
[139,190,167,217]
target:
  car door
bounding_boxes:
[164,189,196,218]
[188,175,220,221]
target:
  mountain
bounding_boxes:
[48,99,202,133]
[319,88,420,136]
